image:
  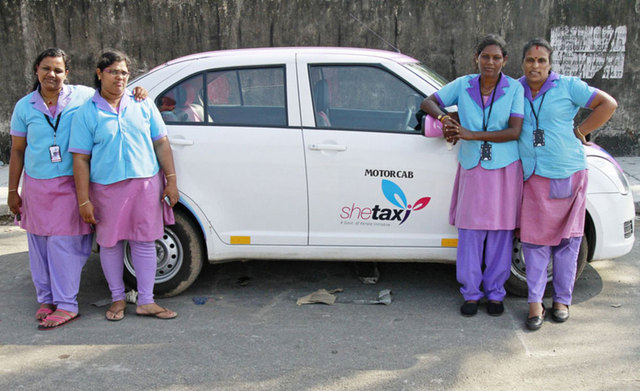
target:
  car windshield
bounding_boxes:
[404,62,448,88]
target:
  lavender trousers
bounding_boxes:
[523,236,582,305]
[99,240,157,305]
[27,233,92,313]
[456,229,513,301]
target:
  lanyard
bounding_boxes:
[528,91,547,130]
[44,113,61,145]
[479,73,501,132]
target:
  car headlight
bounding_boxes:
[587,155,630,195]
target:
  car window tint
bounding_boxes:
[157,74,208,124]
[206,66,287,127]
[309,65,423,132]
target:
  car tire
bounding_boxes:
[505,236,589,298]
[123,208,205,298]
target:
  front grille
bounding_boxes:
[624,220,634,238]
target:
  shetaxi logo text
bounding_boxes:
[340,180,431,225]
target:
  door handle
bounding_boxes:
[169,138,194,146]
[309,144,347,151]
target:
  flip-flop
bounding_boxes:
[35,307,54,321]
[38,310,80,330]
[106,302,126,322]
[136,306,177,320]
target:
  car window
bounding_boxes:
[309,65,424,132]
[207,66,287,127]
[157,66,287,127]
[157,74,207,124]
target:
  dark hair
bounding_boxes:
[31,47,69,91]
[94,50,131,88]
[521,38,553,63]
[476,34,508,57]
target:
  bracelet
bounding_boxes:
[439,115,451,123]
[79,200,90,207]
[8,188,17,192]
[165,173,176,178]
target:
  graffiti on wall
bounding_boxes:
[550,25,626,79]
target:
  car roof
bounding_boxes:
[149,47,419,73]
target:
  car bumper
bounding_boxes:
[587,191,635,260]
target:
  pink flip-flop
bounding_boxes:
[35,307,54,321]
[38,309,80,330]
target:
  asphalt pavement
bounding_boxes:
[1,157,640,390]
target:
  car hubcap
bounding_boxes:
[511,238,553,283]
[124,227,184,284]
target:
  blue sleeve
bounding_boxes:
[434,76,465,107]
[510,82,524,117]
[10,100,27,137]
[567,76,597,108]
[147,100,168,141]
[69,103,95,155]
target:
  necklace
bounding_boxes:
[41,91,59,106]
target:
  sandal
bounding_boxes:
[35,306,55,321]
[106,300,126,322]
[38,309,80,330]
[136,304,177,320]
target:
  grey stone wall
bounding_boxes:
[1,0,639,163]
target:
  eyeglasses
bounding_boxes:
[103,69,130,77]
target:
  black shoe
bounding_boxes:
[525,304,546,331]
[460,301,478,317]
[551,305,570,322]
[487,301,504,316]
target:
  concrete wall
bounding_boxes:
[1,0,639,163]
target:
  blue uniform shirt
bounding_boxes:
[518,72,597,180]
[10,84,95,179]
[434,73,524,170]
[69,89,167,185]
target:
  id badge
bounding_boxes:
[533,129,545,147]
[480,142,492,161]
[49,145,62,163]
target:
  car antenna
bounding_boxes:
[349,12,401,53]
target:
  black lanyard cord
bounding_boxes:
[528,92,547,130]
[479,73,501,133]
[44,113,61,144]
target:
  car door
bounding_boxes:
[152,56,308,246]
[297,53,459,248]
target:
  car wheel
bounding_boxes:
[505,236,589,297]
[123,208,205,297]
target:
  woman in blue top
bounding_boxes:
[7,48,146,330]
[422,35,524,317]
[518,38,617,331]
[70,50,178,321]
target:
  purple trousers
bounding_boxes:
[27,233,92,313]
[99,240,157,305]
[523,237,582,305]
[456,229,513,301]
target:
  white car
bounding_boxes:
[128,47,635,297]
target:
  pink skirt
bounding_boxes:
[20,174,92,236]
[90,173,175,247]
[449,160,523,230]
[520,170,587,246]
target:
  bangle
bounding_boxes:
[165,173,176,178]
[8,188,17,192]
[79,200,90,207]
[439,115,451,123]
